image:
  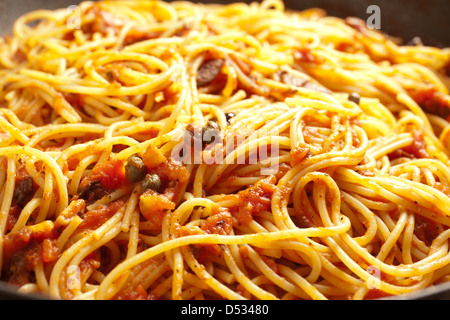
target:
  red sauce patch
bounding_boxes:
[117,284,149,300]
[79,200,124,230]
[388,130,429,160]
[90,159,128,190]
[233,176,277,226]
[365,288,391,300]
[414,215,440,246]
[41,238,59,263]
[290,143,310,166]
[294,48,318,63]
[151,158,190,184]
[139,190,176,229]
[433,182,450,197]
[2,222,58,285]
[202,210,233,236]
[410,87,450,119]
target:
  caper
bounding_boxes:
[125,155,147,183]
[142,173,161,192]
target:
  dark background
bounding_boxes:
[0,0,449,46]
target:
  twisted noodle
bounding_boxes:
[0,0,450,300]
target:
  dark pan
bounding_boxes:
[0,0,449,300]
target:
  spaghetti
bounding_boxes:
[0,0,450,300]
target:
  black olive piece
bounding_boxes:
[196,58,224,87]
[202,120,221,147]
[348,92,361,105]
[225,112,236,124]
[142,173,162,192]
[77,179,108,204]
[13,175,34,208]
[125,155,147,183]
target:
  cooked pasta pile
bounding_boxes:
[0,0,450,300]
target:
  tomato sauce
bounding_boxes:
[414,215,440,246]
[234,176,277,226]
[388,130,429,160]
[2,222,58,285]
[91,159,128,190]
[78,200,124,230]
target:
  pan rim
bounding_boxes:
[1,279,450,300]
[0,0,449,301]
